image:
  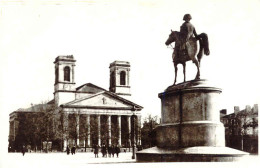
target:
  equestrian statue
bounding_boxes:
[165,14,210,85]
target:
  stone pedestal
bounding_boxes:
[136,79,248,162]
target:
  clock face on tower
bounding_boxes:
[63,84,69,90]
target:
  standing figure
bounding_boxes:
[94,145,99,158]
[101,144,107,157]
[115,145,120,158]
[102,144,107,157]
[21,145,26,156]
[71,146,76,155]
[66,146,70,155]
[108,145,112,157]
[101,144,105,157]
[111,145,115,157]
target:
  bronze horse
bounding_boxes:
[165,30,210,85]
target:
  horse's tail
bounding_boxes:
[199,33,210,56]
[197,37,203,63]
[196,33,210,65]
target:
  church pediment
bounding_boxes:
[62,92,140,109]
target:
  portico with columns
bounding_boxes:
[53,56,142,150]
[61,107,142,150]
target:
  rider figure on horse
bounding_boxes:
[165,14,210,84]
[179,14,198,57]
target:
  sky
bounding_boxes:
[0,0,260,155]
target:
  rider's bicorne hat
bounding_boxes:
[183,14,192,20]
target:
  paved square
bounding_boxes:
[2,152,136,168]
[1,152,259,168]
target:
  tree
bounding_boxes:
[236,110,258,153]
[13,102,49,152]
[141,114,160,149]
[79,114,88,151]
[14,112,36,151]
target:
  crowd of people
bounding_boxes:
[20,144,141,157]
[65,144,121,158]
[66,145,76,155]
[93,144,120,158]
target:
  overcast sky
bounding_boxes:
[1,0,260,155]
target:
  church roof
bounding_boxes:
[47,99,55,104]
[10,103,53,116]
[76,83,107,93]
[17,104,50,112]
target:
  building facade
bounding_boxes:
[221,104,258,154]
[9,55,143,152]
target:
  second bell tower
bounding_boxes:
[109,61,131,96]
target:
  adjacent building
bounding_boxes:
[9,55,143,152]
[221,104,258,154]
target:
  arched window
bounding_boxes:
[64,66,70,81]
[120,71,126,85]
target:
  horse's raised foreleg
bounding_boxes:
[183,63,186,82]
[194,60,200,80]
[173,63,178,85]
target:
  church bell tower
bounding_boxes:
[109,61,131,96]
[54,55,76,106]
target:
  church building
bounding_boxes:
[9,55,143,151]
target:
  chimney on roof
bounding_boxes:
[253,104,258,113]
[234,106,240,114]
[245,105,251,113]
[220,109,227,115]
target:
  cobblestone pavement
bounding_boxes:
[1,152,259,168]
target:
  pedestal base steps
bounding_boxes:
[136,146,249,162]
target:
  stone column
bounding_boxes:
[127,116,131,147]
[86,115,91,147]
[137,115,142,145]
[107,115,112,145]
[72,64,75,83]
[13,120,16,141]
[97,115,101,146]
[76,114,80,146]
[76,113,80,146]
[117,115,121,146]
[63,113,69,151]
